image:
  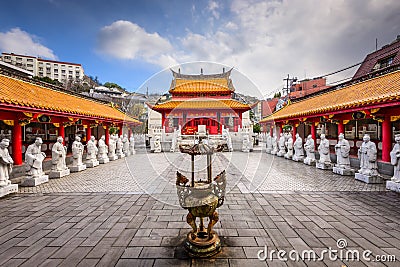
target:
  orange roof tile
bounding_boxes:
[170,79,233,94]
[152,99,250,110]
[0,74,141,124]
[260,70,400,122]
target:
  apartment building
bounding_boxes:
[1,52,84,84]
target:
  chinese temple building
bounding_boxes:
[150,69,251,135]
[0,71,141,166]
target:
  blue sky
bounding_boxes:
[1,0,400,97]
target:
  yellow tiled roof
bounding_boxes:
[170,79,233,94]
[152,99,250,110]
[260,70,400,122]
[0,74,141,124]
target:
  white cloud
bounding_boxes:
[97,0,400,97]
[97,20,175,67]
[0,28,57,60]
[208,0,220,19]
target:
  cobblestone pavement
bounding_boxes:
[2,147,398,267]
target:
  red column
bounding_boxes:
[270,125,274,137]
[279,124,283,135]
[12,120,23,165]
[292,124,297,141]
[128,128,132,137]
[338,121,344,135]
[105,125,110,145]
[311,123,316,149]
[119,124,123,136]
[161,113,166,129]
[59,124,65,144]
[381,116,391,162]
[86,126,91,141]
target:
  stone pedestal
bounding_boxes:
[271,150,277,155]
[109,155,118,161]
[284,154,292,159]
[276,151,285,157]
[355,173,383,184]
[292,156,304,162]
[99,157,109,164]
[333,166,355,176]
[117,153,125,159]
[303,158,316,166]
[316,162,333,170]
[86,160,99,168]
[386,181,400,192]
[184,231,221,258]
[70,164,86,173]
[266,148,272,154]
[21,175,49,187]
[49,169,70,179]
[0,184,18,198]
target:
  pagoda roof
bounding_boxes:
[152,99,250,111]
[169,68,235,94]
[260,70,400,122]
[0,74,141,124]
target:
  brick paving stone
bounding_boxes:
[1,151,399,266]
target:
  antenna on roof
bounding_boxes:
[200,68,203,75]
[178,68,180,74]
[223,67,225,73]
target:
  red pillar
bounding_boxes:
[12,120,23,165]
[128,128,132,137]
[311,123,316,149]
[279,124,283,135]
[338,121,344,135]
[119,124,123,136]
[105,125,110,145]
[161,113,166,129]
[292,124,297,141]
[381,116,392,162]
[59,124,65,145]
[86,126,91,141]
[270,125,274,137]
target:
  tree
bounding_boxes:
[253,123,261,133]
[273,92,281,98]
[104,82,123,90]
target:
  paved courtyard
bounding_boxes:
[1,147,399,266]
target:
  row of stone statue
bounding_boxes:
[265,132,397,184]
[0,133,136,190]
[49,133,136,177]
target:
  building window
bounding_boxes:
[54,69,58,73]
[54,74,58,78]
[61,70,66,74]
[27,58,33,62]
[16,57,22,61]
[39,67,43,71]
[69,70,73,74]
[372,55,395,70]
[4,56,11,60]
[27,64,33,67]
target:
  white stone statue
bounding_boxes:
[271,135,278,155]
[277,133,286,157]
[242,133,251,153]
[284,135,294,159]
[48,136,70,178]
[71,136,86,172]
[335,133,351,169]
[357,134,378,176]
[266,135,272,154]
[303,135,316,165]
[222,129,233,152]
[25,137,46,178]
[122,134,130,156]
[0,139,13,187]
[318,134,331,164]
[116,135,125,158]
[86,136,99,168]
[51,136,68,172]
[390,134,400,183]
[129,134,136,155]
[292,133,304,161]
[153,134,162,153]
[98,135,109,163]
[108,134,118,160]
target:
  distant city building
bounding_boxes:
[352,35,400,80]
[289,77,330,99]
[0,52,84,84]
